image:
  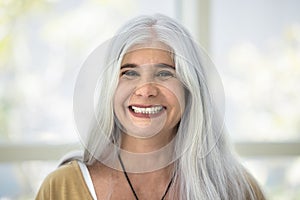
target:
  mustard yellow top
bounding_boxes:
[36,160,265,200]
[35,161,93,200]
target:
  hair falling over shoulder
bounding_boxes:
[82,14,266,200]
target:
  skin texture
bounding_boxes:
[114,48,185,153]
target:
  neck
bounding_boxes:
[120,129,176,153]
[116,129,176,173]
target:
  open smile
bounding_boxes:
[128,105,166,117]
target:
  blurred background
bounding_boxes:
[0,0,300,199]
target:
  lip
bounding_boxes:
[128,104,166,118]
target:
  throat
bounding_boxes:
[120,130,176,153]
[117,131,176,173]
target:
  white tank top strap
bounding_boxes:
[78,161,98,200]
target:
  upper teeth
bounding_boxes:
[131,106,163,114]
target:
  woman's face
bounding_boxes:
[113,47,185,139]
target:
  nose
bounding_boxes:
[134,83,158,98]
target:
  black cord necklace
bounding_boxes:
[117,153,175,200]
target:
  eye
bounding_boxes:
[156,70,175,79]
[121,70,139,78]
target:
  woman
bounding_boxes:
[36,14,265,200]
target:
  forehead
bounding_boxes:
[121,48,174,66]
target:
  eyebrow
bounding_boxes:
[120,63,175,69]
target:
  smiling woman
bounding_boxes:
[36,14,265,200]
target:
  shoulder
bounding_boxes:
[41,160,81,186]
[36,160,93,200]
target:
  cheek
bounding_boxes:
[113,84,128,124]
[113,82,135,109]
[164,82,185,113]
[113,84,124,111]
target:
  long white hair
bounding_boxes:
[82,14,264,200]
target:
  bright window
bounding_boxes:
[210,0,300,199]
[0,0,299,199]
